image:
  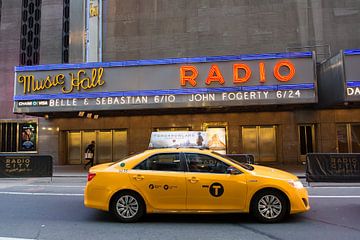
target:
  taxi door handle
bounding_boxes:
[188,177,199,184]
[133,175,144,181]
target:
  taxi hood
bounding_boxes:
[250,165,298,181]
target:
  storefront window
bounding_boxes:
[337,124,360,153]
[299,125,315,155]
[351,125,360,153]
[337,124,349,153]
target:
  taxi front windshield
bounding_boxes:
[212,152,254,171]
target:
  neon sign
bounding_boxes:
[180,60,296,87]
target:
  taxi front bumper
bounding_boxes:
[290,187,310,214]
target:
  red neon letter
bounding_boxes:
[180,66,198,87]
[233,63,251,83]
[273,60,295,82]
[259,62,266,83]
[205,65,225,85]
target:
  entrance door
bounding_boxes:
[82,131,96,164]
[299,125,315,162]
[68,131,81,164]
[98,131,112,164]
[242,126,277,163]
[66,130,128,164]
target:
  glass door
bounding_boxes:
[66,129,128,165]
[299,125,315,162]
[259,126,277,162]
[337,124,360,153]
[113,130,128,161]
[82,131,96,164]
[98,131,112,164]
[67,131,81,164]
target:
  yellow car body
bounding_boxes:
[84,148,309,223]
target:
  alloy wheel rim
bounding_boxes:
[116,195,139,219]
[258,195,282,219]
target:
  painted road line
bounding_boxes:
[306,186,360,189]
[1,191,360,198]
[309,195,360,198]
[18,185,85,188]
[0,192,83,196]
[0,237,35,240]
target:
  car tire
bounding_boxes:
[110,191,145,223]
[251,190,288,223]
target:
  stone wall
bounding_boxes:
[0,0,22,119]
[102,0,360,62]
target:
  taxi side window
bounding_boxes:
[134,153,182,172]
[185,153,229,174]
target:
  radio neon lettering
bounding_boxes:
[180,60,296,87]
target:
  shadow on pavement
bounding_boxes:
[89,210,305,225]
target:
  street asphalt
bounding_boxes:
[0,177,359,240]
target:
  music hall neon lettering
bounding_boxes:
[62,68,105,93]
[18,68,105,94]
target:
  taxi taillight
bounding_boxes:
[87,173,96,181]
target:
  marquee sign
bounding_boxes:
[13,52,317,113]
[317,49,360,106]
[344,50,360,102]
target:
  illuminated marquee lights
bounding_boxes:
[180,60,296,86]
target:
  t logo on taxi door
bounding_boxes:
[209,182,224,197]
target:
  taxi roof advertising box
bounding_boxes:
[149,131,208,149]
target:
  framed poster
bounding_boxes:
[203,123,228,154]
[18,123,37,152]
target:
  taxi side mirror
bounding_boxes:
[227,166,241,175]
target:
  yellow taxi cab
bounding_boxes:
[84,148,309,223]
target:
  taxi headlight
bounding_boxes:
[288,180,304,189]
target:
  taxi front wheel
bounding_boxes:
[251,190,288,223]
[110,191,145,223]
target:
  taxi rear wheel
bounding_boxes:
[251,190,288,223]
[110,191,145,223]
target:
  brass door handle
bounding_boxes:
[188,177,199,183]
[133,175,144,181]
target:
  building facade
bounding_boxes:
[1,0,360,166]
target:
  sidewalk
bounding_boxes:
[53,165,88,177]
[53,163,306,178]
